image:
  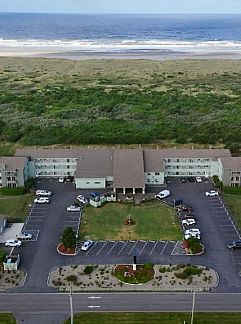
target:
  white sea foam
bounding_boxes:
[1,38,241,53]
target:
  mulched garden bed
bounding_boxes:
[114,264,154,284]
[57,243,76,255]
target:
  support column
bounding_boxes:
[123,188,126,195]
[142,188,145,194]
[133,188,136,195]
[113,187,116,193]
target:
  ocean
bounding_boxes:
[0,13,241,54]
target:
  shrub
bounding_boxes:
[159,267,167,273]
[83,265,94,275]
[0,250,6,263]
[143,263,153,270]
[66,275,78,283]
[61,227,76,249]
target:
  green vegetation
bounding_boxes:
[61,227,77,249]
[1,58,241,147]
[212,175,223,190]
[186,237,203,254]
[223,194,241,230]
[0,313,16,324]
[64,312,241,324]
[175,265,203,279]
[114,264,154,284]
[0,193,34,222]
[0,143,15,156]
[81,202,181,240]
[0,187,26,195]
[223,187,241,195]
[0,249,6,263]
[83,265,94,275]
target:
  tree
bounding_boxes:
[61,227,76,250]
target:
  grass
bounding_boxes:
[0,143,15,157]
[223,194,241,230]
[81,202,182,240]
[64,312,241,324]
[0,193,34,222]
[0,313,16,324]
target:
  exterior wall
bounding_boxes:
[145,171,165,185]
[0,217,7,234]
[163,157,212,177]
[34,158,78,178]
[75,178,106,189]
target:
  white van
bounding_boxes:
[155,189,170,200]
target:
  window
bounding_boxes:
[155,172,160,175]
[94,182,101,184]
[147,172,151,176]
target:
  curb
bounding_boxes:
[57,243,77,256]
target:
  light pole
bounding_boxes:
[69,284,74,324]
[190,288,197,324]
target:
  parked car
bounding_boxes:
[182,218,196,226]
[35,190,52,197]
[205,190,218,197]
[227,240,241,249]
[184,233,201,240]
[77,195,87,204]
[5,239,22,247]
[67,205,82,212]
[34,197,50,204]
[66,176,74,182]
[196,176,202,183]
[180,178,187,183]
[89,192,99,198]
[180,214,196,221]
[172,199,183,206]
[155,190,170,200]
[81,240,94,251]
[58,177,65,183]
[185,228,201,235]
[188,177,195,182]
[16,232,33,240]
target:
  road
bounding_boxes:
[2,292,241,323]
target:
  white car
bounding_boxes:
[205,190,218,197]
[67,205,82,212]
[35,190,52,197]
[5,239,22,247]
[81,240,94,251]
[34,197,50,204]
[58,177,65,183]
[185,228,201,235]
[184,233,201,240]
[77,195,87,204]
[196,177,202,183]
[182,218,196,226]
[16,232,33,240]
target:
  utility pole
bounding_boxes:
[69,284,74,324]
[190,289,196,324]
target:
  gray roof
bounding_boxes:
[143,150,165,172]
[220,157,241,170]
[15,148,81,159]
[0,157,26,171]
[159,149,231,159]
[75,150,113,178]
[113,149,145,188]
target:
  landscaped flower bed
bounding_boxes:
[57,243,76,255]
[114,264,154,284]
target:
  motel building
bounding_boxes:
[0,148,241,190]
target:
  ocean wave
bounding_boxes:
[1,38,241,52]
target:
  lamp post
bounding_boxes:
[190,287,198,324]
[69,284,74,324]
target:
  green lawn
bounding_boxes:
[0,194,34,222]
[0,143,15,157]
[0,313,16,324]
[223,194,241,230]
[81,202,182,240]
[64,312,241,324]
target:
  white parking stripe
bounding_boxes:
[128,241,139,255]
[160,241,168,255]
[150,241,159,255]
[138,241,149,255]
[96,241,108,255]
[117,241,128,255]
[86,241,98,255]
[107,241,118,255]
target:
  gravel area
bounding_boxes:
[48,264,218,292]
[0,268,26,291]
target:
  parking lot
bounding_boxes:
[76,239,186,257]
[7,176,241,292]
